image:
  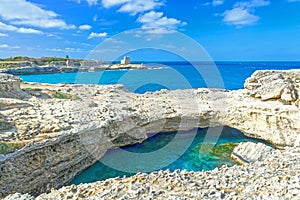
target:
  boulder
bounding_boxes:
[0,73,28,99]
[245,70,299,103]
[231,142,274,164]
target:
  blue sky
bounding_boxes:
[0,0,300,61]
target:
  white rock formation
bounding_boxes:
[7,147,299,200]
[231,142,274,164]
[0,70,299,197]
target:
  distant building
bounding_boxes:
[121,56,130,65]
[66,59,73,67]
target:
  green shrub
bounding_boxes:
[24,88,42,91]
[0,142,25,155]
[51,91,80,100]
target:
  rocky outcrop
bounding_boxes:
[0,64,149,75]
[7,146,299,200]
[1,66,60,75]
[245,70,300,103]
[231,142,274,164]
[0,73,27,98]
[0,70,300,197]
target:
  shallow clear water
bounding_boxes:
[70,127,266,185]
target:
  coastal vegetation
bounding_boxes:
[50,91,80,100]
[0,56,83,68]
[0,142,25,155]
[23,88,42,91]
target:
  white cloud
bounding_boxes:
[88,32,108,39]
[101,0,164,15]
[118,0,164,15]
[0,22,42,34]
[0,33,8,37]
[11,19,75,29]
[0,44,20,48]
[68,0,81,3]
[101,0,130,8]
[65,47,84,52]
[235,0,270,8]
[79,24,92,30]
[137,11,186,33]
[213,0,224,6]
[47,48,63,52]
[93,14,98,22]
[0,44,9,48]
[222,0,270,27]
[223,7,259,26]
[87,0,98,6]
[203,0,224,7]
[0,0,75,29]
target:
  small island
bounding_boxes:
[0,56,148,75]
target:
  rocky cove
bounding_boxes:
[0,70,300,199]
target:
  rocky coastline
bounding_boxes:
[6,146,299,200]
[0,70,300,199]
[0,64,148,75]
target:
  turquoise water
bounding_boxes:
[70,127,266,185]
[20,62,300,92]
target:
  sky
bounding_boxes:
[0,0,300,61]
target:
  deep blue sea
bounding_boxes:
[20,61,300,93]
[20,61,300,185]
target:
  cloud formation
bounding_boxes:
[0,44,20,49]
[88,32,108,39]
[0,33,8,37]
[0,0,75,29]
[0,22,42,34]
[101,0,164,15]
[87,0,98,6]
[213,0,224,6]
[79,24,92,30]
[137,11,186,33]
[222,0,270,27]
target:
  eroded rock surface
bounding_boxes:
[0,70,300,197]
[231,142,274,164]
[245,70,300,103]
[10,147,299,200]
[0,73,27,98]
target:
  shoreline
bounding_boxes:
[0,70,299,198]
[0,64,153,75]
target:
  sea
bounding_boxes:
[20,61,300,93]
[20,61,300,184]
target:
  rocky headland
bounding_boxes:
[0,56,149,75]
[0,70,300,199]
[0,64,148,75]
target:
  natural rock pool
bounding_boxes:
[70,127,267,185]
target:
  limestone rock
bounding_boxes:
[245,70,300,103]
[0,73,28,99]
[281,85,297,102]
[32,147,300,200]
[0,98,33,110]
[231,142,274,164]
[3,193,34,200]
[0,70,299,197]
[2,66,59,75]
